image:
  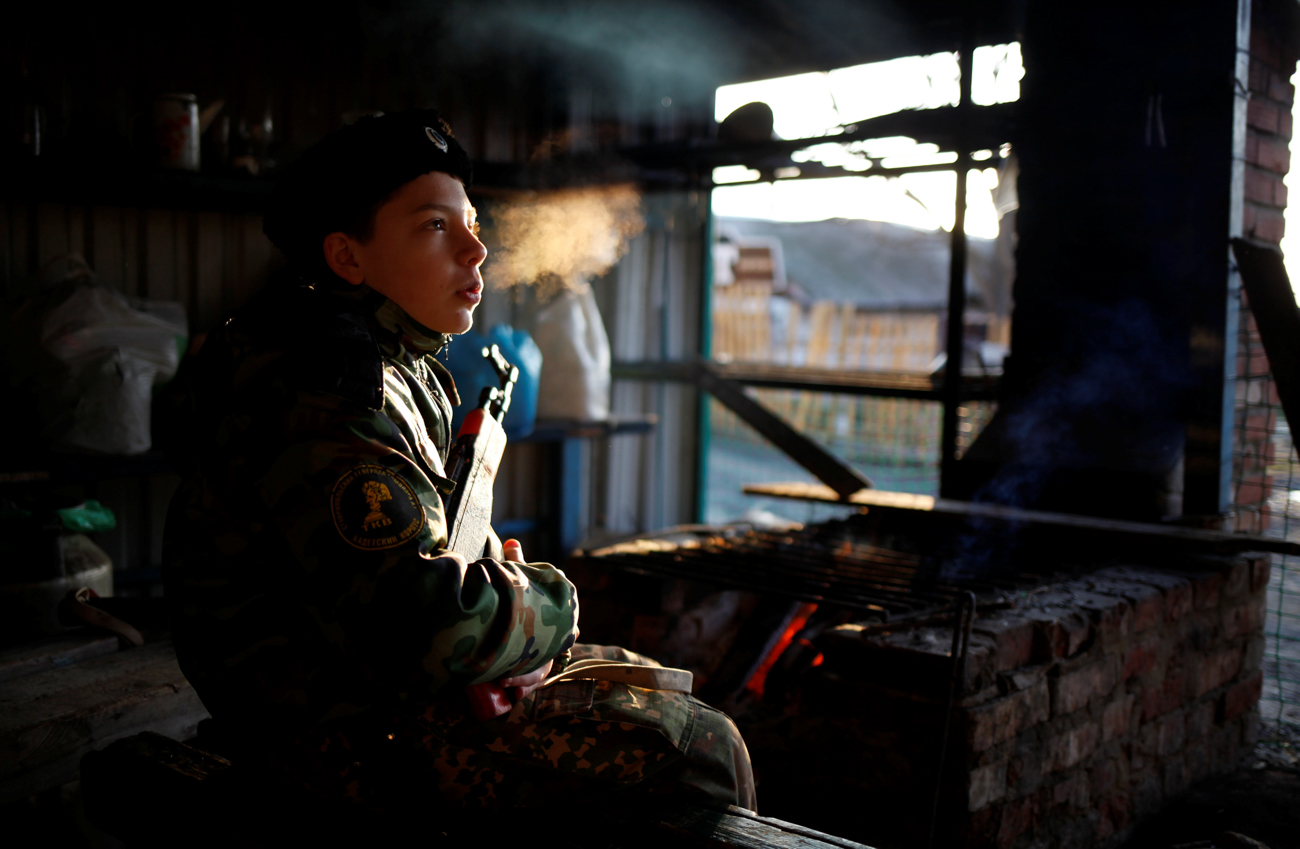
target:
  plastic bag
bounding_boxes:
[445,324,542,439]
[10,255,187,455]
[533,281,611,421]
[0,534,113,640]
[0,499,115,639]
[55,499,118,534]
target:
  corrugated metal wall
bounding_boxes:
[2,201,274,328]
[598,191,708,536]
[0,201,276,588]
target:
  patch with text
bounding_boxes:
[330,464,425,550]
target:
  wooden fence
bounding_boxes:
[711,281,940,372]
[709,282,955,467]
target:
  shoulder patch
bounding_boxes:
[331,464,426,550]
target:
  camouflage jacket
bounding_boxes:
[162,281,578,733]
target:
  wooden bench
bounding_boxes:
[0,635,208,804]
[80,731,874,848]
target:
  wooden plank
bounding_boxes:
[0,639,209,804]
[612,360,1000,401]
[0,633,118,684]
[742,481,1300,557]
[647,803,876,848]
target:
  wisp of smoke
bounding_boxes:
[941,297,1191,582]
[484,185,644,300]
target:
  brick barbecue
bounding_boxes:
[569,517,1271,849]
[808,555,1269,848]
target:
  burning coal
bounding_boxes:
[483,184,644,299]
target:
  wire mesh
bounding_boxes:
[1231,297,1300,727]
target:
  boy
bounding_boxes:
[163,109,754,812]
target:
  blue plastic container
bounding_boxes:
[444,325,541,440]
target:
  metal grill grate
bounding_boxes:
[576,513,1043,624]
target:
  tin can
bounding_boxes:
[152,93,200,171]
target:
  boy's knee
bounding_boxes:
[569,643,663,667]
[644,698,756,812]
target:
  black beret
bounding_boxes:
[263,109,473,280]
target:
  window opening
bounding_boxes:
[703,46,1020,525]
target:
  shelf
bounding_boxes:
[0,451,174,486]
[519,415,658,442]
[1,161,275,212]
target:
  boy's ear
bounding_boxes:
[323,233,366,285]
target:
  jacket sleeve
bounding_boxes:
[254,390,578,695]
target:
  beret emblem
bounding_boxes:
[425,126,449,152]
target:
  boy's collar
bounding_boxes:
[318,279,449,356]
[370,295,450,356]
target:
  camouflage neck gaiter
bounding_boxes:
[368,293,451,359]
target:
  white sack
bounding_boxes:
[20,255,186,454]
[533,280,611,421]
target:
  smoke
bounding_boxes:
[942,297,1193,581]
[364,0,915,109]
[483,184,644,299]
[364,1,740,103]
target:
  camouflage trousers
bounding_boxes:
[270,645,756,813]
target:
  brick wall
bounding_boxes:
[1233,7,1298,533]
[1243,22,1295,245]
[1232,311,1280,533]
[795,554,1269,849]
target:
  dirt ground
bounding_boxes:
[1121,723,1300,849]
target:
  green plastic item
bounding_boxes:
[55,500,117,533]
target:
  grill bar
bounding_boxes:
[576,515,1045,623]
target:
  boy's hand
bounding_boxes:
[496,537,552,699]
[498,659,554,701]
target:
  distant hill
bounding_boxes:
[716,217,1003,311]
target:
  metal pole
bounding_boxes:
[940,25,975,497]
[929,591,976,849]
[695,200,715,523]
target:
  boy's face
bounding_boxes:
[328,171,486,334]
